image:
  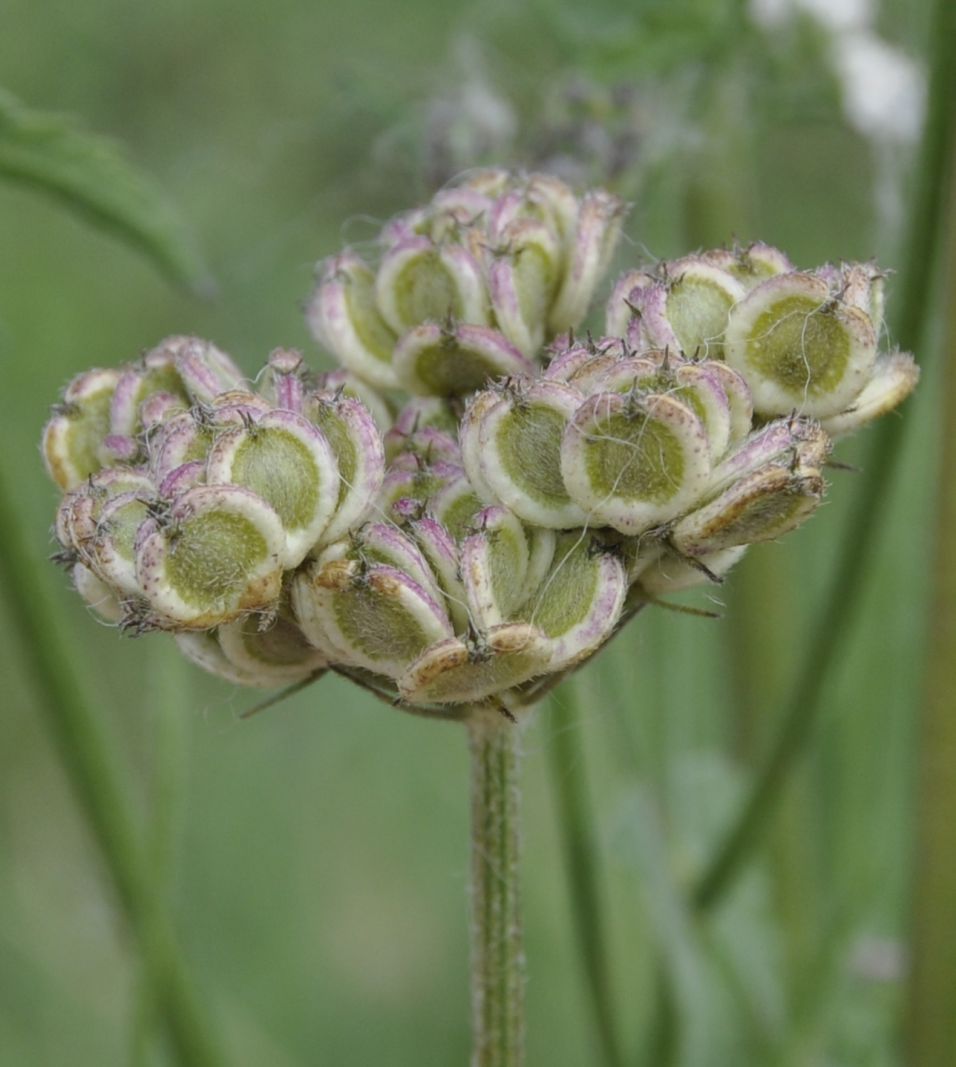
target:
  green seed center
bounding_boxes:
[746,295,850,396]
[582,412,684,503]
[166,511,269,609]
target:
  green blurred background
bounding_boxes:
[0,0,947,1063]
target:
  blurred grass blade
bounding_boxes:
[614,787,774,1067]
[546,681,625,1067]
[0,462,223,1067]
[905,157,956,1067]
[774,889,875,1067]
[692,0,956,914]
[0,88,214,296]
[132,646,192,1065]
[146,646,191,894]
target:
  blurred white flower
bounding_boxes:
[750,0,924,144]
[750,0,925,245]
[750,0,870,32]
[834,30,925,144]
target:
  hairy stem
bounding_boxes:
[546,682,624,1067]
[692,0,956,913]
[0,469,222,1067]
[905,156,956,1066]
[468,711,525,1067]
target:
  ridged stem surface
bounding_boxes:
[468,711,525,1067]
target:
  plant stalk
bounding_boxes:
[468,710,526,1067]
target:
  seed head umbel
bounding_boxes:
[41,173,918,714]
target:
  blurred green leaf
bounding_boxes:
[907,144,956,1066]
[528,0,746,77]
[0,88,214,296]
[613,763,783,1067]
[0,456,224,1067]
[546,682,625,1067]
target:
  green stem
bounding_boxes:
[133,645,192,1065]
[546,682,624,1067]
[905,158,956,1066]
[692,0,956,914]
[0,468,222,1067]
[468,711,525,1067]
